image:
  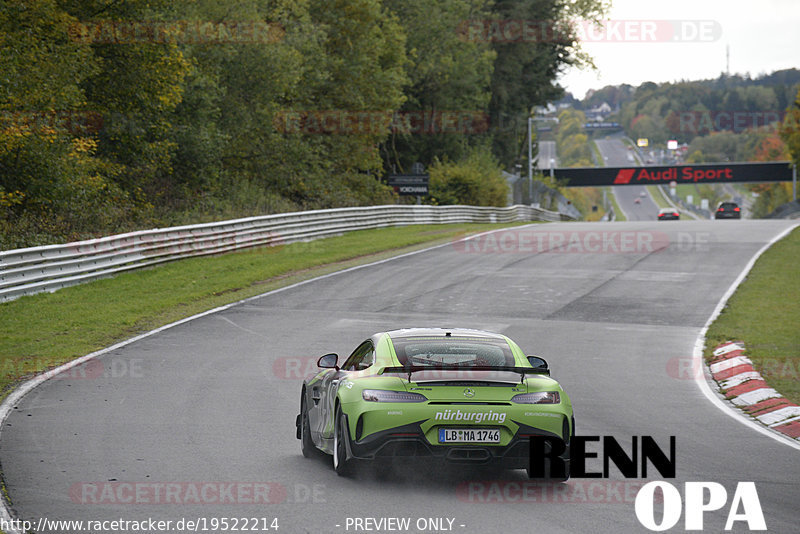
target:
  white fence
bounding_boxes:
[0,204,572,302]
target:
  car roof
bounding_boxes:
[658,207,678,213]
[385,328,506,340]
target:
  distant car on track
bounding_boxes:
[715,202,741,219]
[296,328,574,477]
[657,208,680,220]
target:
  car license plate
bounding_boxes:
[438,428,500,443]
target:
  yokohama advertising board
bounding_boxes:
[553,161,793,187]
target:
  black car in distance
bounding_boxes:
[715,202,741,219]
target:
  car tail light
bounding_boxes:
[734,207,740,211]
[362,390,427,402]
[511,392,560,404]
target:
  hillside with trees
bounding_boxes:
[578,69,800,146]
[0,0,607,248]
[570,70,800,217]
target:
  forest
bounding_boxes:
[0,0,607,248]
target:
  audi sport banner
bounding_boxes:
[553,162,793,187]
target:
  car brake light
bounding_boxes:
[734,207,740,211]
[362,389,427,402]
[511,392,560,404]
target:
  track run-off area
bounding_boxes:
[1,219,798,534]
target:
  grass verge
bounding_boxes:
[591,140,604,166]
[704,226,800,405]
[674,184,697,204]
[605,188,627,222]
[0,222,526,401]
[648,186,671,209]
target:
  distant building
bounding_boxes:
[586,101,612,121]
[534,103,557,116]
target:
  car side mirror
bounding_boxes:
[527,356,550,375]
[317,353,339,369]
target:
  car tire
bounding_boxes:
[332,404,352,476]
[299,393,317,458]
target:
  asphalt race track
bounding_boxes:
[595,137,662,222]
[2,219,798,533]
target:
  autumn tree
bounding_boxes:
[488,0,608,168]
[381,0,495,173]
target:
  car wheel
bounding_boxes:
[332,404,352,476]
[300,393,317,458]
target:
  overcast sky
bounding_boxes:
[558,0,800,100]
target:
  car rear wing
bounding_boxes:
[381,365,549,383]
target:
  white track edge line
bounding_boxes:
[611,188,631,222]
[692,222,800,452]
[0,223,542,531]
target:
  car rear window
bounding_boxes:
[390,336,515,368]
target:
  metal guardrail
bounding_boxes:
[503,172,583,220]
[0,204,572,302]
[765,199,800,219]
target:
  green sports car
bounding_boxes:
[296,328,574,476]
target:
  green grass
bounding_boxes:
[648,186,671,209]
[0,223,525,400]
[704,227,800,405]
[674,184,697,204]
[605,187,627,221]
[591,141,604,166]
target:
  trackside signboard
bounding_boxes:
[553,161,793,187]
[387,174,429,195]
